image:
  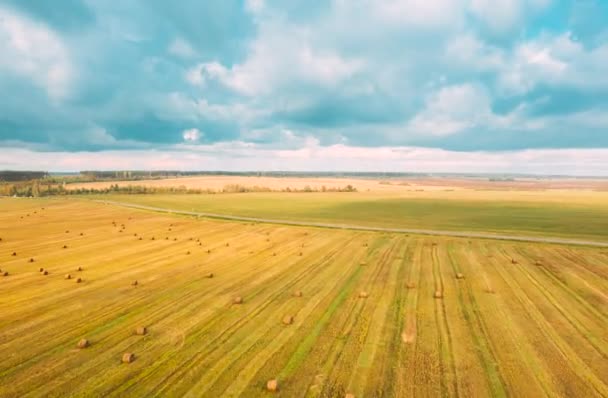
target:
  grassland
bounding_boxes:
[90,190,608,241]
[1,198,607,397]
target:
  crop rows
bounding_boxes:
[0,199,606,397]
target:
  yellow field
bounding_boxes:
[1,198,607,397]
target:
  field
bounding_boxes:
[1,198,607,397]
[91,189,608,242]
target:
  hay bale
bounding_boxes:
[135,326,147,336]
[77,339,89,349]
[434,291,443,299]
[272,253,277,256]
[535,260,542,266]
[266,379,278,392]
[511,258,518,264]
[29,258,35,263]
[77,266,83,271]
[42,270,48,275]
[226,243,230,247]
[138,237,143,240]
[65,230,69,234]
[360,262,367,266]
[485,287,495,294]
[151,237,155,240]
[2,271,8,277]
[298,252,303,256]
[205,272,214,278]
[80,233,84,236]
[132,280,138,286]
[63,245,68,249]
[406,282,416,289]
[359,291,369,298]
[122,353,135,363]
[455,273,464,279]
[186,251,191,255]
[173,238,177,241]
[65,274,72,280]
[207,249,211,254]
[12,252,16,256]
[39,267,44,272]
[76,277,82,283]
[282,315,294,325]
[293,290,303,297]
[232,296,243,304]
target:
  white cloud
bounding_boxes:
[182,128,202,142]
[407,84,493,136]
[188,23,363,96]
[1,145,607,176]
[168,38,196,58]
[0,7,72,100]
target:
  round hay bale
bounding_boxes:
[76,277,82,283]
[205,272,214,278]
[511,258,518,264]
[226,243,230,247]
[138,237,142,240]
[122,353,135,363]
[359,291,369,298]
[272,253,277,256]
[207,249,211,254]
[186,251,191,255]
[65,274,72,280]
[80,233,84,236]
[42,270,48,275]
[293,290,303,297]
[266,379,278,392]
[135,326,147,336]
[151,237,155,241]
[535,260,542,266]
[77,266,83,271]
[77,339,89,349]
[406,282,416,289]
[2,271,8,277]
[39,267,44,272]
[298,252,303,256]
[455,273,464,279]
[232,296,243,304]
[434,291,443,299]
[29,258,35,263]
[282,315,294,325]
[359,262,367,266]
[12,252,16,256]
[484,287,495,294]
[63,245,68,249]
[173,238,177,241]
[132,280,138,286]
[65,230,69,233]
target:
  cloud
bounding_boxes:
[0,0,607,173]
[168,37,197,58]
[182,128,202,142]
[0,7,72,100]
[2,144,607,176]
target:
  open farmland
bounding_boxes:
[92,188,608,241]
[1,198,607,397]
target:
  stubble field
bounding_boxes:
[0,198,607,397]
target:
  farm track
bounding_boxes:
[0,199,607,397]
[96,200,608,248]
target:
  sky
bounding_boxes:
[0,0,607,175]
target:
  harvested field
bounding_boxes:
[0,199,607,397]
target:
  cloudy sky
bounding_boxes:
[1,0,607,174]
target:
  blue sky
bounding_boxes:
[1,0,607,174]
